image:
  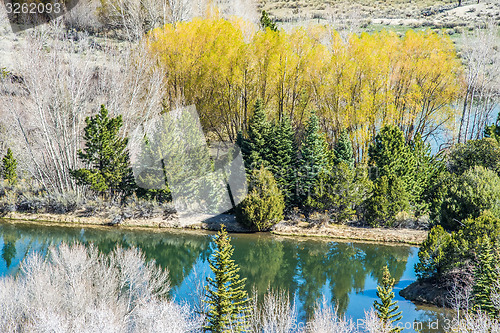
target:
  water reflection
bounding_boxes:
[0,220,444,331]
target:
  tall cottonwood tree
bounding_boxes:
[458,20,500,143]
[148,19,461,160]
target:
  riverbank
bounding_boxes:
[1,211,428,245]
[272,222,428,245]
[399,280,451,308]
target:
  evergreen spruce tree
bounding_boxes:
[334,129,354,169]
[71,105,135,197]
[268,116,297,204]
[297,112,329,205]
[373,266,403,332]
[2,148,17,184]
[204,225,250,332]
[239,100,271,171]
[368,125,416,195]
[472,236,499,317]
[260,10,278,32]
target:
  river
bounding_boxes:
[0,220,452,332]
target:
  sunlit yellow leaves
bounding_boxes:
[146,18,463,160]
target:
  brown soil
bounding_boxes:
[272,222,428,245]
[2,212,428,244]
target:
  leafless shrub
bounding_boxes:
[63,0,103,33]
[0,243,199,333]
[361,309,393,333]
[447,312,500,333]
[458,18,500,143]
[306,298,356,333]
[248,288,297,333]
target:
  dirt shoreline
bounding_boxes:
[272,223,428,245]
[0,212,428,245]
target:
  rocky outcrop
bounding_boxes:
[399,280,451,308]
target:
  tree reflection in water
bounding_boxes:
[0,221,413,320]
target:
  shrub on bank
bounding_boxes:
[236,167,285,231]
[439,166,500,231]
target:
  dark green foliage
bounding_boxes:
[260,10,277,32]
[2,148,17,185]
[415,225,452,281]
[308,163,371,224]
[297,112,329,206]
[368,125,415,187]
[373,266,402,332]
[267,116,297,204]
[203,226,250,332]
[236,167,285,231]
[422,168,452,223]
[71,105,135,197]
[484,112,500,144]
[135,137,172,203]
[364,175,409,227]
[239,100,271,170]
[415,212,500,283]
[472,236,499,317]
[447,138,500,176]
[334,129,354,169]
[410,134,445,215]
[454,212,500,259]
[440,166,500,231]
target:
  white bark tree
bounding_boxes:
[1,22,165,193]
[458,19,500,143]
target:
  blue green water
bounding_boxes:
[0,220,450,332]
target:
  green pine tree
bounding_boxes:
[71,105,135,198]
[368,125,416,196]
[374,266,403,332]
[239,100,271,171]
[2,148,17,185]
[297,112,329,205]
[260,10,278,32]
[204,225,250,332]
[268,116,297,204]
[334,129,354,169]
[472,236,499,318]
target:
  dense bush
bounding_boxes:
[308,163,371,224]
[447,138,500,176]
[439,166,500,231]
[416,212,500,282]
[236,167,285,231]
[415,225,452,281]
[363,175,409,227]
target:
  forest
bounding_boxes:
[0,0,500,331]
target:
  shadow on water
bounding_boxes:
[0,220,449,331]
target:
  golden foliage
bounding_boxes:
[147,19,463,160]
